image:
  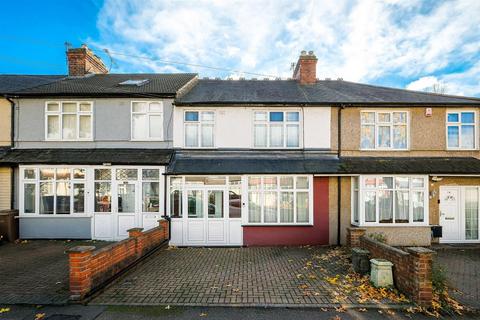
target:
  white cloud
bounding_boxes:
[91,0,480,96]
[406,76,440,92]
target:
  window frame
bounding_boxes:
[360,110,409,151]
[351,175,429,227]
[20,166,88,216]
[130,101,164,141]
[244,175,313,226]
[44,101,93,141]
[252,110,302,149]
[445,110,478,150]
[183,110,216,148]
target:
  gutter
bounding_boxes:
[5,96,15,209]
[337,104,346,246]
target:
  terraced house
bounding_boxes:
[1,48,480,246]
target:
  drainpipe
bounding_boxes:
[337,104,345,246]
[5,96,15,209]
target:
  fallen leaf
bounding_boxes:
[165,305,171,310]
[358,308,367,312]
[321,307,328,312]
[35,313,45,320]
[199,312,208,317]
[335,306,346,313]
[0,308,10,313]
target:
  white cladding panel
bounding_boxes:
[173,106,331,149]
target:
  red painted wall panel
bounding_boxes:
[243,177,330,246]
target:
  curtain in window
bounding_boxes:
[185,123,199,147]
[40,182,54,214]
[79,115,91,139]
[270,124,284,147]
[364,191,376,222]
[465,188,479,240]
[201,123,214,147]
[286,124,299,147]
[24,184,36,213]
[254,124,267,147]
[132,114,147,139]
[62,114,77,139]
[264,192,277,222]
[280,192,294,222]
[395,191,409,223]
[47,115,60,139]
[56,182,71,214]
[412,191,424,222]
[378,190,393,223]
[296,192,309,222]
[248,192,261,222]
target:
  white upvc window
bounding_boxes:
[184,111,215,148]
[253,111,300,148]
[351,175,428,226]
[20,167,87,215]
[246,175,313,225]
[45,101,93,140]
[446,110,477,150]
[360,111,408,150]
[131,101,164,140]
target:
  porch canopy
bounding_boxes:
[0,148,173,165]
[167,151,480,175]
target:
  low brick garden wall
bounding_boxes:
[347,227,435,306]
[68,219,169,301]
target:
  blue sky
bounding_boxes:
[1,0,479,97]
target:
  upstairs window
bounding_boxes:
[254,111,300,148]
[447,111,476,149]
[184,111,215,148]
[360,111,408,150]
[45,101,93,140]
[131,101,164,140]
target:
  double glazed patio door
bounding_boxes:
[182,186,242,246]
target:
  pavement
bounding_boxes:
[0,305,478,320]
[0,240,112,305]
[91,246,407,307]
[433,244,480,310]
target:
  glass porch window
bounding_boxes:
[118,184,136,212]
[229,176,242,218]
[188,190,203,218]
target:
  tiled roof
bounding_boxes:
[0,75,65,94]
[6,73,197,97]
[0,149,173,165]
[176,79,480,105]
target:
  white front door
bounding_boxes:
[174,185,242,246]
[440,186,480,243]
[115,181,139,239]
[440,187,461,242]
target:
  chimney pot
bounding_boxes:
[292,50,318,85]
[66,44,108,77]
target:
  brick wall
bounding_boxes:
[347,227,435,306]
[68,219,169,300]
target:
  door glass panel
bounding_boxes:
[56,182,71,214]
[143,182,159,212]
[118,183,136,213]
[208,190,223,218]
[188,190,203,218]
[95,182,111,212]
[24,184,36,213]
[465,188,479,240]
[229,188,241,218]
[73,183,85,213]
[170,189,182,218]
[40,182,54,214]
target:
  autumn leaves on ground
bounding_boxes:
[302,246,466,318]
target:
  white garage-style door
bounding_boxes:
[169,176,243,246]
[440,186,480,243]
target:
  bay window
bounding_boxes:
[131,101,164,140]
[352,175,428,225]
[22,167,86,215]
[247,175,312,224]
[254,111,300,148]
[360,111,408,150]
[446,111,476,149]
[45,101,93,140]
[184,111,215,147]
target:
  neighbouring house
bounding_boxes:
[1,48,479,246]
[0,45,197,240]
[0,75,65,211]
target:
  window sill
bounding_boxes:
[356,223,429,227]
[130,139,165,142]
[18,214,92,218]
[446,148,478,151]
[359,149,409,151]
[44,139,94,142]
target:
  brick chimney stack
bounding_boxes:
[293,50,318,84]
[66,44,108,77]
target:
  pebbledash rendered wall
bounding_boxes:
[243,177,330,246]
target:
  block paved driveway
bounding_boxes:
[433,245,480,310]
[0,240,111,305]
[91,246,405,307]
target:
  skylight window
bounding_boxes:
[119,79,149,86]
